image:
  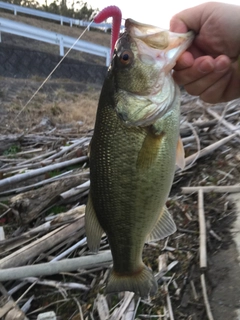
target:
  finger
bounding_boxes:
[173,56,215,85]
[170,3,209,33]
[185,56,232,99]
[174,55,231,86]
[201,61,240,103]
[200,72,232,103]
[184,68,230,97]
[214,55,232,73]
[170,17,188,33]
[183,55,231,95]
[174,52,194,70]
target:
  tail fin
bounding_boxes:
[105,265,157,298]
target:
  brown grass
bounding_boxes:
[1,79,100,133]
[41,90,99,129]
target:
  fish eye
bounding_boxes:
[119,50,133,65]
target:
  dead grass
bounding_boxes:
[42,91,99,129]
[1,79,100,133]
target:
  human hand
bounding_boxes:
[170,2,240,103]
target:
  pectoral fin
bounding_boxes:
[137,130,165,170]
[146,206,176,243]
[176,137,185,169]
[85,193,104,252]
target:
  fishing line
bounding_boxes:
[13,20,94,122]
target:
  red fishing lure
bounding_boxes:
[94,6,122,57]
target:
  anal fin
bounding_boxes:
[146,206,176,243]
[85,193,104,252]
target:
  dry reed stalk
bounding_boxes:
[206,108,240,136]
[182,185,240,193]
[0,156,88,190]
[201,273,215,320]
[198,189,207,270]
[184,133,236,167]
[10,174,87,223]
[0,251,112,281]
[0,215,85,269]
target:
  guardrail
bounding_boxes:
[0,1,76,26]
[0,18,111,66]
[0,1,124,32]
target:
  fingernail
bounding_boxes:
[198,60,214,73]
[215,58,229,73]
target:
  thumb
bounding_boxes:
[170,16,188,33]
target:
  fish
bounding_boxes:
[85,18,194,297]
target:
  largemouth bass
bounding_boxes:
[86,18,194,297]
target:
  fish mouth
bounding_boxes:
[125,19,194,71]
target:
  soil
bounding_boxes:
[210,244,240,319]
[1,10,240,320]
